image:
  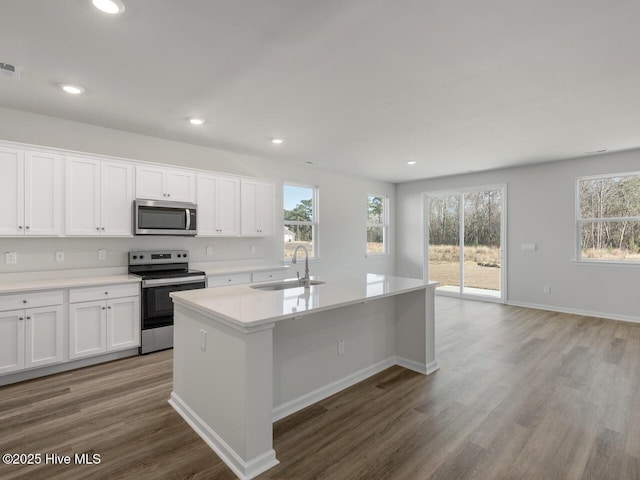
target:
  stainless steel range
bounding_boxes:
[128,250,206,354]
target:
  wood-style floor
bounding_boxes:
[1,297,639,479]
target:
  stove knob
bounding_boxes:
[178,254,183,258]
[140,255,144,259]
[132,255,138,260]
[183,253,188,258]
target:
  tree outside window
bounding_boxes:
[578,173,640,262]
[284,184,317,259]
[367,195,388,255]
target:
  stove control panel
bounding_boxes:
[129,250,189,265]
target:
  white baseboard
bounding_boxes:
[507,301,640,324]
[169,392,279,480]
[272,357,396,422]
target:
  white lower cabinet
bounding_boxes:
[0,297,64,375]
[69,294,140,360]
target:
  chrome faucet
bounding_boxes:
[292,245,310,288]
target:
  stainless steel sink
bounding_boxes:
[250,279,325,291]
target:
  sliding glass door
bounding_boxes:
[426,186,505,301]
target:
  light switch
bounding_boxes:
[98,249,107,260]
[5,252,17,264]
[206,246,213,256]
[200,329,207,351]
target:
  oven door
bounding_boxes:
[141,280,206,329]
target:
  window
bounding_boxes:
[367,195,389,255]
[284,184,317,259]
[577,172,640,262]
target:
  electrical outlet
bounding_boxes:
[55,251,65,262]
[338,339,345,356]
[98,249,107,260]
[206,246,213,256]
[5,252,17,264]
[543,285,551,294]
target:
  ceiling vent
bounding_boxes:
[0,62,20,79]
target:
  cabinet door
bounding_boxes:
[107,296,140,351]
[69,301,107,359]
[0,147,25,236]
[256,181,275,235]
[240,180,259,235]
[217,176,240,235]
[25,305,63,368]
[101,161,134,236]
[196,174,218,236]
[135,165,166,200]
[24,151,63,236]
[0,310,25,374]
[166,169,196,203]
[66,157,101,236]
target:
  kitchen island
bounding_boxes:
[169,273,438,480]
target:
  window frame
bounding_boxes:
[283,182,319,260]
[366,194,389,256]
[576,170,640,265]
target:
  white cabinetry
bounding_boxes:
[207,272,252,287]
[0,146,63,236]
[197,174,240,236]
[69,284,140,360]
[136,165,196,203]
[0,291,64,375]
[241,180,275,236]
[252,270,288,283]
[66,157,134,236]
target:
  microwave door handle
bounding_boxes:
[185,208,191,231]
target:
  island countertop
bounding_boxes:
[170,273,437,329]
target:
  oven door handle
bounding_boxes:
[142,276,206,288]
[185,208,191,231]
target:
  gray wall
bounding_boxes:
[0,106,395,278]
[397,149,640,321]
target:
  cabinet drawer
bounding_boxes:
[0,290,64,312]
[252,270,287,283]
[207,273,252,287]
[69,283,140,303]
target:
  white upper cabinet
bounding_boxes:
[66,156,134,236]
[136,165,196,203]
[101,161,134,236]
[0,146,62,236]
[197,173,240,236]
[241,180,275,236]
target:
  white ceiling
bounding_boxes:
[2,0,640,183]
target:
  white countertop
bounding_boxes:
[0,274,141,294]
[199,263,289,276]
[171,273,437,329]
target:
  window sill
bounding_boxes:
[283,257,322,264]
[366,253,391,258]
[572,259,640,268]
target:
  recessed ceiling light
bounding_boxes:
[92,0,125,14]
[60,84,85,95]
[407,160,417,165]
[271,138,284,145]
[189,118,205,125]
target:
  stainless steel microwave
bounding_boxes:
[134,199,197,236]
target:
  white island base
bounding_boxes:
[169,274,437,480]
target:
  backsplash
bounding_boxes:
[0,236,276,274]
